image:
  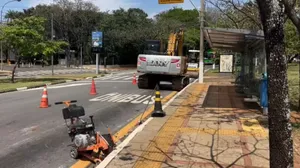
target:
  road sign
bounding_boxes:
[159,0,184,4]
[92,31,103,54]
[92,31,103,48]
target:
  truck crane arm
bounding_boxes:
[167,29,184,56]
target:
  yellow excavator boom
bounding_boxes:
[166,29,184,56]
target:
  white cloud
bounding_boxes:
[89,0,139,11]
[27,0,140,12]
[28,0,53,7]
[147,12,158,19]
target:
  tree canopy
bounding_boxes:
[0,16,68,59]
[2,0,300,65]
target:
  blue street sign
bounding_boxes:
[92,31,103,48]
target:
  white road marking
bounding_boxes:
[89,92,162,105]
[100,75,115,80]
[124,76,133,80]
[95,81,132,83]
[110,76,130,80]
[20,83,91,92]
[96,70,211,168]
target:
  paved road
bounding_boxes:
[0,70,174,168]
[0,65,213,168]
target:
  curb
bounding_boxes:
[70,91,178,168]
[96,77,201,168]
[0,75,105,94]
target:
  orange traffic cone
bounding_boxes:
[132,73,137,85]
[90,78,97,95]
[40,85,49,108]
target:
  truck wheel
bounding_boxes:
[183,77,190,87]
[148,76,157,89]
[138,75,149,89]
[172,77,183,91]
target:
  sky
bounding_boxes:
[0,0,201,19]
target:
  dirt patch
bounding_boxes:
[293,130,300,166]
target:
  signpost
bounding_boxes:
[92,31,103,74]
[159,0,184,4]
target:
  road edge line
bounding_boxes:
[70,69,211,168]
[96,77,201,168]
[70,91,177,168]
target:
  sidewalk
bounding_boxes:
[104,74,270,168]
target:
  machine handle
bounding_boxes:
[54,100,77,105]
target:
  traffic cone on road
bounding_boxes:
[151,85,165,117]
[90,78,97,95]
[132,73,137,85]
[40,85,49,108]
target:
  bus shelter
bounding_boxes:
[203,27,266,99]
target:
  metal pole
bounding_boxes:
[96,53,99,74]
[80,45,82,72]
[1,4,4,71]
[51,13,54,75]
[198,0,205,83]
[0,41,2,71]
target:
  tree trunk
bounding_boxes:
[11,57,21,83]
[257,0,293,167]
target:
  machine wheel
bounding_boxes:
[70,147,79,159]
[102,134,115,156]
[95,160,101,166]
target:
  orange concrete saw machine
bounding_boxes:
[55,100,116,165]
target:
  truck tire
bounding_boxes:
[172,77,183,91]
[148,76,157,89]
[138,75,149,89]
[183,77,190,87]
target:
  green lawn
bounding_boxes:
[288,63,299,111]
[204,69,219,76]
[0,73,105,93]
[0,78,65,92]
[43,73,104,80]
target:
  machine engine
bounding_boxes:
[74,134,96,148]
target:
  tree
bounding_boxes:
[284,19,300,62]
[256,0,293,167]
[0,16,68,82]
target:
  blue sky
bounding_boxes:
[0,0,201,18]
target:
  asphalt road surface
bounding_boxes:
[0,70,173,168]
[0,66,212,168]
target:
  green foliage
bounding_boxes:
[1,0,266,65]
[184,28,200,48]
[284,19,300,56]
[0,16,68,59]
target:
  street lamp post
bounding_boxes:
[0,0,21,71]
[188,0,205,83]
[199,0,205,83]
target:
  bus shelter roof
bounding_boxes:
[203,27,264,52]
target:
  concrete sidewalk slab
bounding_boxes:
[103,76,270,168]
